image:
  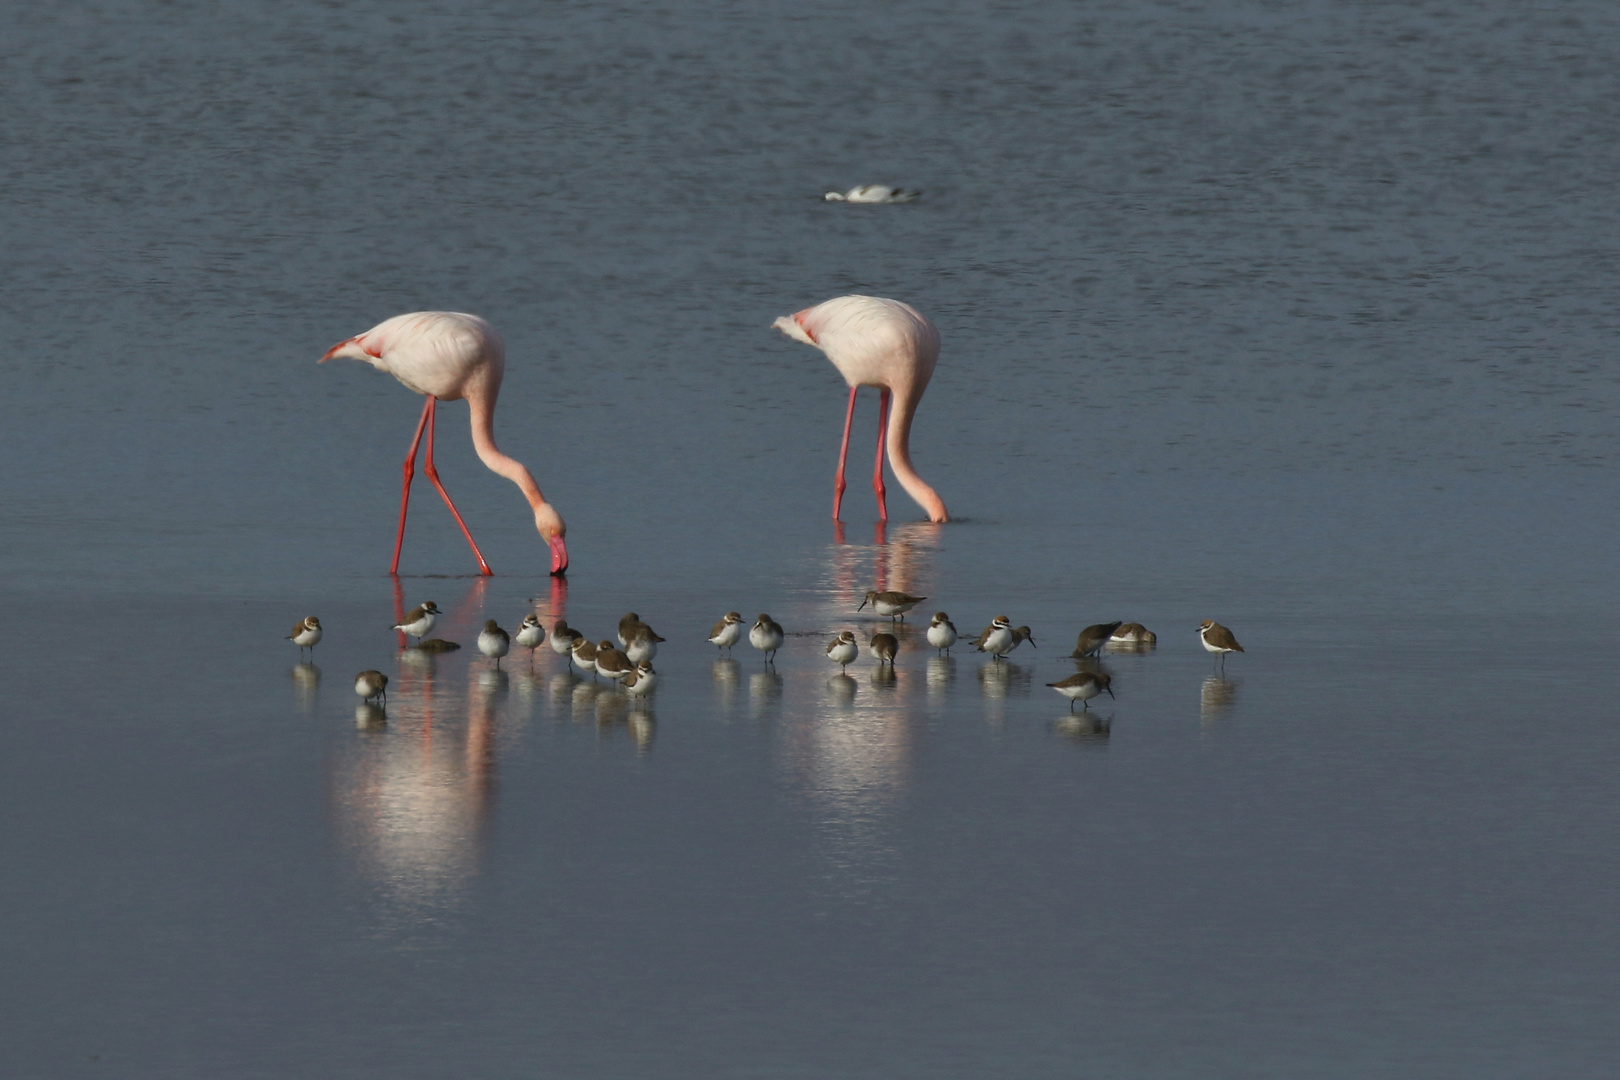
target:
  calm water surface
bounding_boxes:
[4,2,1620,1077]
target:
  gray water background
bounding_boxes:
[4,1,1620,1076]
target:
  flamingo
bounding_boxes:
[772,295,949,523]
[321,312,567,576]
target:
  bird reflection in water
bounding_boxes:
[711,658,741,719]
[291,663,320,715]
[825,672,858,708]
[354,702,387,731]
[926,656,955,702]
[978,659,1032,726]
[750,669,784,720]
[1201,675,1239,725]
[1053,713,1111,745]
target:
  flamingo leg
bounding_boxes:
[422,397,494,576]
[833,386,857,521]
[389,397,434,575]
[873,388,891,521]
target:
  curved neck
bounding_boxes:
[467,389,547,511]
[885,386,948,522]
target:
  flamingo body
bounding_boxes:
[772,295,949,523]
[321,311,567,574]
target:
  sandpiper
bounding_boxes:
[626,627,661,665]
[1199,621,1245,670]
[826,630,859,669]
[751,614,785,663]
[708,612,744,654]
[354,670,389,702]
[1047,670,1113,711]
[1110,623,1157,646]
[1070,622,1123,659]
[392,601,441,642]
[594,640,635,683]
[618,613,664,650]
[515,615,545,658]
[287,615,322,657]
[550,620,585,663]
[622,660,658,697]
[571,637,599,679]
[974,616,1015,659]
[1010,626,1037,654]
[870,631,898,666]
[478,620,510,666]
[858,590,927,621]
[925,612,958,655]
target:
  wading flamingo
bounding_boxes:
[772,295,949,523]
[321,311,568,576]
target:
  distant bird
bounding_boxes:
[550,620,584,662]
[354,670,389,702]
[1070,622,1124,659]
[823,185,920,203]
[870,631,898,666]
[572,637,600,679]
[751,614,785,664]
[926,612,958,655]
[478,620,510,666]
[859,590,927,621]
[1048,670,1113,712]
[827,630,859,670]
[595,640,634,683]
[515,615,545,659]
[773,296,948,523]
[1199,621,1245,670]
[623,660,658,697]
[287,616,322,657]
[708,612,745,654]
[974,616,1014,659]
[321,312,567,576]
[1110,623,1157,646]
[393,601,441,643]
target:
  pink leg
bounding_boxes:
[390,397,433,575]
[422,398,494,576]
[833,386,857,521]
[873,388,891,521]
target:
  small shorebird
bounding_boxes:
[870,631,898,666]
[823,185,920,203]
[751,614,785,664]
[354,670,389,702]
[1010,626,1037,654]
[287,616,322,657]
[595,640,634,683]
[622,660,658,697]
[1070,622,1123,659]
[393,601,441,642]
[1199,621,1245,670]
[626,626,662,664]
[708,612,744,654]
[617,613,664,650]
[550,619,584,663]
[826,630,859,669]
[1110,623,1157,646]
[478,620,510,666]
[1047,670,1113,711]
[974,616,1014,659]
[515,615,544,659]
[926,612,958,654]
[571,637,599,679]
[858,591,927,621]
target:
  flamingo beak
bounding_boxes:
[319,339,349,362]
[548,534,569,576]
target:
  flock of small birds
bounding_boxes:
[287,590,1245,716]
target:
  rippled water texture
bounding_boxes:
[4,2,1620,1077]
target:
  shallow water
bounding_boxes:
[5,1,1620,1077]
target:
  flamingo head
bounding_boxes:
[534,502,568,575]
[319,336,381,363]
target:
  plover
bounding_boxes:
[571,637,599,679]
[925,612,958,655]
[823,185,921,204]
[515,615,545,658]
[974,616,1014,659]
[870,631,898,666]
[1070,622,1123,659]
[858,591,926,621]
[478,620,511,666]
[287,615,322,657]
[354,670,389,702]
[1199,621,1245,670]
[617,612,664,649]
[708,612,745,654]
[1109,623,1156,646]
[550,620,584,663]
[622,660,658,698]
[751,614,785,663]
[626,627,661,664]
[826,630,859,669]
[1047,670,1114,711]
[392,601,441,642]
[594,640,634,683]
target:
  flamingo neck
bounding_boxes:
[885,388,949,522]
[467,389,547,512]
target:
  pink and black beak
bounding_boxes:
[549,534,569,576]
